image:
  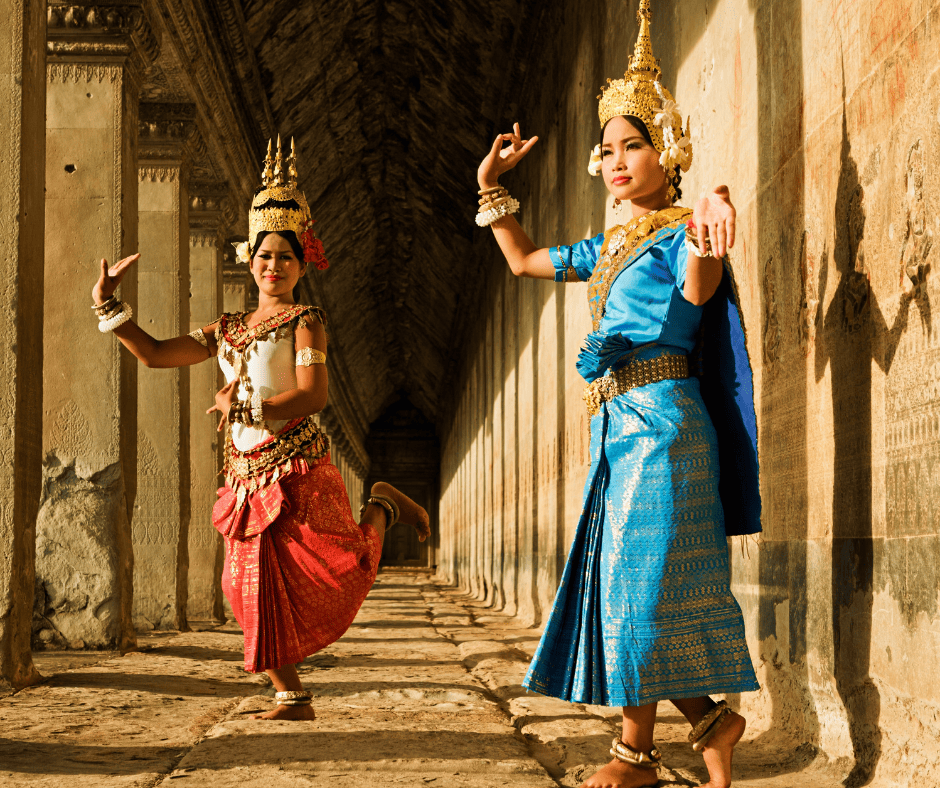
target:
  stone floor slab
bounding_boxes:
[1,572,847,787]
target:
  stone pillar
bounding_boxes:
[223,249,250,313]
[38,2,158,651]
[0,0,45,688]
[186,182,228,622]
[132,103,193,632]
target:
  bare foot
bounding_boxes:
[698,711,745,788]
[580,760,659,788]
[249,703,316,721]
[371,481,431,541]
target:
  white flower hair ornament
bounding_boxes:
[653,84,693,173]
[588,144,603,177]
[232,240,251,265]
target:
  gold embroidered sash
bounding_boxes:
[586,207,691,332]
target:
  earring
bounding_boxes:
[666,181,678,205]
[613,197,623,213]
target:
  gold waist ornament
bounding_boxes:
[583,353,689,416]
[224,415,330,493]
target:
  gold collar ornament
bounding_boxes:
[233,136,329,270]
[589,0,693,178]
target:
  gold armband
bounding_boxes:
[296,347,326,366]
[188,328,208,348]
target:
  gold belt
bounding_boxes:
[583,353,689,416]
[224,415,330,486]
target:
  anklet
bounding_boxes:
[609,738,662,769]
[275,690,312,706]
[689,700,732,751]
[359,495,399,528]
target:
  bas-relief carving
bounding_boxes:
[47,3,141,31]
[50,399,93,459]
[133,431,178,548]
[138,166,180,183]
[46,1,161,73]
[47,62,122,83]
[900,140,932,295]
[189,230,219,248]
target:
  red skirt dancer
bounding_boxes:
[212,415,380,672]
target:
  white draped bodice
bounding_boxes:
[217,322,295,452]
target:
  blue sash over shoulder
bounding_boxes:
[694,263,762,536]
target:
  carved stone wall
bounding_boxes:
[132,121,191,632]
[37,7,157,650]
[186,184,227,622]
[0,0,46,689]
[437,0,940,784]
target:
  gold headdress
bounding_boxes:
[588,0,692,178]
[233,136,329,270]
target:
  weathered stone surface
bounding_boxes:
[39,15,155,651]
[0,0,46,691]
[187,189,227,623]
[132,112,192,632]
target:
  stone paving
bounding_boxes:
[0,571,845,787]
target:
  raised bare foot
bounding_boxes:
[580,759,659,788]
[249,703,317,721]
[698,711,745,788]
[371,481,431,541]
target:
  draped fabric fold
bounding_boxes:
[524,384,759,706]
[576,330,634,383]
[215,453,381,673]
[524,413,609,702]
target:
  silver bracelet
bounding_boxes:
[98,302,133,333]
[475,197,520,227]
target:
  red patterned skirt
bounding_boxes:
[212,451,380,672]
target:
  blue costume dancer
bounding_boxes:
[524,213,760,707]
[475,2,760,785]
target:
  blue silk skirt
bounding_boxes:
[523,376,759,706]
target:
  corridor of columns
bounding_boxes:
[1,0,939,786]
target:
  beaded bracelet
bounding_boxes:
[98,302,133,333]
[476,185,521,227]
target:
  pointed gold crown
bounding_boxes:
[596,0,692,171]
[248,135,312,251]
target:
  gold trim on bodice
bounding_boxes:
[586,207,692,332]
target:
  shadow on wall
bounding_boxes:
[812,57,923,786]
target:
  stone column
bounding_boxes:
[38,2,158,651]
[0,0,46,689]
[187,182,228,622]
[223,249,250,313]
[132,103,193,632]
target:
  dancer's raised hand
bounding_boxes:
[478,122,539,189]
[207,379,239,432]
[92,253,140,306]
[691,186,736,259]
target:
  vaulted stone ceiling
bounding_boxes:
[219,0,543,430]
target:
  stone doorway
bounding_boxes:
[365,395,439,569]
